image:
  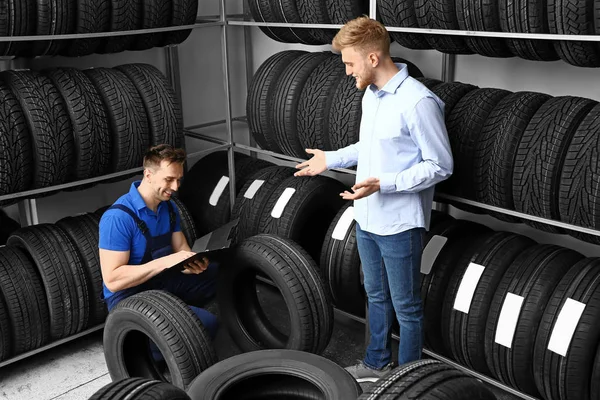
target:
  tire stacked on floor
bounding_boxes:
[0,63,183,203]
[248,0,367,45]
[247,51,423,159]
[359,360,497,399]
[0,0,198,57]
[89,378,191,400]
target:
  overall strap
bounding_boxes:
[166,201,176,232]
[108,204,152,243]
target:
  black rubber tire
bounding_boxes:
[171,195,198,248]
[271,0,320,44]
[559,103,600,244]
[377,0,431,49]
[104,290,217,389]
[29,0,76,56]
[1,70,74,189]
[499,0,559,61]
[326,0,368,25]
[247,50,306,153]
[320,203,364,317]
[219,234,334,354]
[414,0,473,54]
[513,96,596,233]
[431,81,479,119]
[98,0,142,54]
[62,0,110,56]
[358,359,497,399]
[249,0,298,43]
[162,0,198,46]
[416,77,443,90]
[0,210,20,245]
[456,0,512,57]
[0,81,32,195]
[548,0,600,67]
[296,0,337,44]
[56,214,106,326]
[116,63,184,148]
[188,349,361,399]
[84,67,149,173]
[0,2,9,56]
[272,52,331,158]
[3,0,37,57]
[297,54,345,152]
[0,286,9,362]
[44,68,112,180]
[485,244,583,397]
[445,88,512,199]
[533,258,600,400]
[7,224,90,340]
[476,91,551,222]
[90,378,191,400]
[0,245,50,357]
[179,152,272,236]
[131,0,172,51]
[258,175,347,263]
[231,165,296,244]
[444,232,535,374]
[328,74,363,151]
[421,219,492,356]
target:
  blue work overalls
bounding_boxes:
[104,202,218,339]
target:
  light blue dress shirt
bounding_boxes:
[324,63,453,235]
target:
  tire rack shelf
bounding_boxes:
[0,9,233,370]
[0,324,105,369]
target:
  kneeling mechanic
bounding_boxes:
[99,144,218,338]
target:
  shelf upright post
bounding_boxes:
[369,0,377,19]
[243,0,258,156]
[220,0,236,213]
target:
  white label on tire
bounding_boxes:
[453,262,486,314]
[420,235,448,275]
[209,176,229,206]
[548,298,586,357]
[244,180,265,199]
[495,292,524,348]
[271,188,296,218]
[332,207,355,240]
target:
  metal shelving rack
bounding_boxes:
[197,1,600,399]
[0,13,231,368]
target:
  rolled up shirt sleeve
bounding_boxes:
[379,97,453,194]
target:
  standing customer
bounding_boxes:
[295,17,453,382]
[99,144,218,338]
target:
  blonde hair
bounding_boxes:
[332,16,390,55]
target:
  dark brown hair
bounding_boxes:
[143,144,186,170]
[332,16,390,56]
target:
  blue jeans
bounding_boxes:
[105,263,219,339]
[356,224,425,369]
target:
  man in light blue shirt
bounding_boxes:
[295,17,453,381]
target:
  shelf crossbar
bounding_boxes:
[227,20,600,42]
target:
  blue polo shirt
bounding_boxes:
[99,181,182,298]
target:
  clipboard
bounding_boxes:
[160,218,239,277]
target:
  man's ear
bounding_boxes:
[143,168,153,180]
[368,52,379,67]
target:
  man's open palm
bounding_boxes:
[295,149,327,177]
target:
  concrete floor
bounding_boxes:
[0,282,521,400]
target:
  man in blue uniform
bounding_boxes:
[99,144,217,337]
[295,17,453,382]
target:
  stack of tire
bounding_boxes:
[89,357,497,400]
[378,0,600,68]
[247,50,423,159]
[0,212,103,362]
[414,77,600,244]
[248,0,367,45]
[0,63,183,203]
[421,213,600,400]
[0,0,198,57]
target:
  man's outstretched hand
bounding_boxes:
[341,177,380,200]
[295,149,327,177]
